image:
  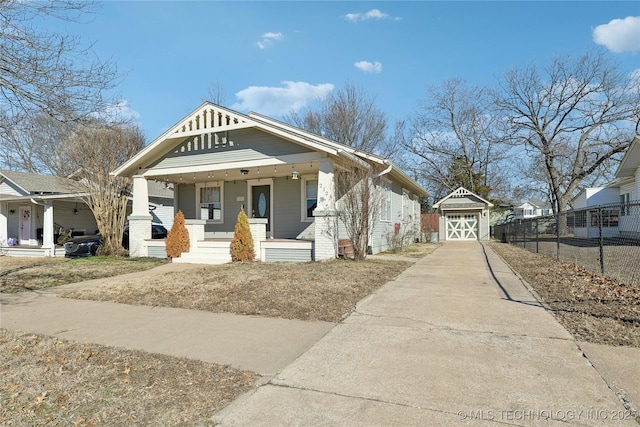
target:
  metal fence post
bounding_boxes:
[598,207,605,275]
[535,218,539,253]
[556,212,561,259]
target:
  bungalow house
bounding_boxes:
[432,187,493,241]
[112,102,427,263]
[0,170,174,257]
[571,134,640,239]
[513,197,552,219]
[0,170,94,256]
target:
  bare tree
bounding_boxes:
[0,112,75,175]
[402,78,511,204]
[334,157,383,261]
[204,80,227,106]
[64,120,145,255]
[0,0,119,137]
[495,49,640,216]
[285,83,390,155]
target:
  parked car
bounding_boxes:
[64,235,102,258]
[64,223,168,257]
[122,223,168,249]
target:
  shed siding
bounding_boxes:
[149,128,313,170]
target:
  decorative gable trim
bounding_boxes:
[433,187,494,208]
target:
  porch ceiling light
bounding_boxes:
[240,169,249,175]
[292,170,299,180]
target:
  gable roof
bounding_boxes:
[615,135,640,179]
[0,170,84,196]
[433,187,494,209]
[112,102,428,196]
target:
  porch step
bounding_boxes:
[171,240,232,265]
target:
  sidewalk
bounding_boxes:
[213,241,639,426]
[0,262,334,376]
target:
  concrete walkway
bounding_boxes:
[1,243,639,425]
[214,242,639,426]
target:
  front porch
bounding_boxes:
[168,219,315,264]
[1,245,66,258]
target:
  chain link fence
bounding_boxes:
[493,201,640,287]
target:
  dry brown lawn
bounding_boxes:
[64,256,417,322]
[490,242,640,348]
[0,330,259,426]
[0,256,164,293]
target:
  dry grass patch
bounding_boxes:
[65,257,416,322]
[0,329,259,426]
[1,257,164,293]
[490,242,640,347]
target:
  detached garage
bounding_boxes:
[433,187,493,241]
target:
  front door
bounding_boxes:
[251,185,271,232]
[20,206,31,245]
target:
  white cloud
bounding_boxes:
[92,100,141,122]
[593,16,640,53]
[232,81,334,116]
[343,9,399,23]
[354,61,382,74]
[257,32,284,49]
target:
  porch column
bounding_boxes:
[313,160,338,261]
[128,175,152,258]
[42,201,55,256]
[0,203,7,245]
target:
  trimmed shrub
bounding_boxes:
[231,209,255,262]
[166,210,190,259]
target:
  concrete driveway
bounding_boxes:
[213,241,639,426]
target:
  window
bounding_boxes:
[621,193,630,216]
[575,211,587,227]
[589,209,619,227]
[402,189,410,221]
[303,178,318,221]
[380,180,391,221]
[602,209,619,227]
[200,185,222,221]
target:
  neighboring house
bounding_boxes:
[571,134,640,239]
[433,187,493,241]
[112,102,428,264]
[0,170,94,256]
[513,197,552,219]
[0,170,175,257]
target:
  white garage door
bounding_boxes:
[446,214,478,240]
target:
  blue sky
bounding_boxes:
[52,1,640,142]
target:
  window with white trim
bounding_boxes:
[302,177,318,221]
[380,180,391,221]
[199,184,223,222]
[621,193,630,216]
[402,189,410,221]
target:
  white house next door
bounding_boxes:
[446,214,478,240]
